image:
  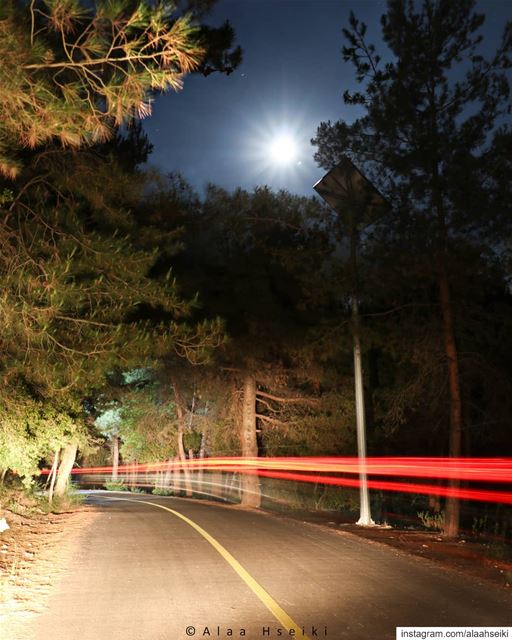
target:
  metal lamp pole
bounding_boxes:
[352,294,374,525]
[349,211,374,526]
[314,157,388,527]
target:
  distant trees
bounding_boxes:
[312,0,512,536]
[147,179,360,505]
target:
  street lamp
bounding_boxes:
[314,157,389,526]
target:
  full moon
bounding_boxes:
[269,134,298,165]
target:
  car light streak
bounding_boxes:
[40,456,512,505]
[46,456,512,482]
[246,470,512,505]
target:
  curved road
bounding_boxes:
[27,493,511,640]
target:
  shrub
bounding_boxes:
[152,488,172,496]
[417,510,445,532]
[104,479,127,491]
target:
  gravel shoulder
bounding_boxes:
[0,504,98,640]
[262,506,512,590]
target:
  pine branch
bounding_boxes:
[255,396,281,413]
[255,414,288,427]
[256,390,318,406]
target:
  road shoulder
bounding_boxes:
[0,503,98,639]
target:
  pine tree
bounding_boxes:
[152,178,358,505]
[312,0,511,536]
[0,0,205,178]
[0,143,223,490]
[0,0,240,495]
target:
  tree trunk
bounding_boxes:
[240,373,261,507]
[111,435,119,480]
[431,134,463,538]
[177,428,193,496]
[227,470,238,501]
[439,272,462,538]
[198,432,206,497]
[210,471,223,498]
[163,458,173,490]
[188,448,195,493]
[129,461,138,489]
[171,456,180,493]
[54,441,78,498]
[47,449,60,503]
[172,378,193,497]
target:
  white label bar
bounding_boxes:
[397,628,512,639]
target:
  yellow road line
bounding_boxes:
[100,496,310,639]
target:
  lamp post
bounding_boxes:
[314,157,389,526]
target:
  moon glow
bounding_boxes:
[269,134,298,165]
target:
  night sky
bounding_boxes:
[142,0,512,197]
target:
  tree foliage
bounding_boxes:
[1,147,223,400]
[0,0,208,178]
[0,394,87,486]
[145,177,361,458]
[0,0,240,493]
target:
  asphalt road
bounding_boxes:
[27,493,512,640]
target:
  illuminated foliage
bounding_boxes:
[0,137,224,488]
[0,0,205,178]
[0,150,223,398]
[0,394,87,486]
[0,1,240,491]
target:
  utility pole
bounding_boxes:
[350,213,373,525]
[314,157,388,526]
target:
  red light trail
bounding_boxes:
[250,470,512,505]
[41,456,512,505]
[58,456,512,482]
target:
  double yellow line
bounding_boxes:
[100,496,310,639]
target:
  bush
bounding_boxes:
[104,479,127,491]
[0,482,84,516]
[0,484,42,517]
[417,510,445,532]
[152,488,172,496]
[45,487,84,513]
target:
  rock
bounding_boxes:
[0,518,10,533]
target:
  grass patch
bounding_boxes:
[45,488,84,513]
[103,479,128,491]
[152,487,172,496]
[0,481,84,517]
[1,484,44,518]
